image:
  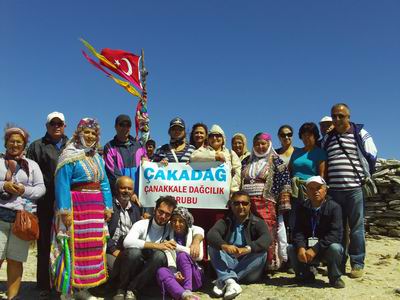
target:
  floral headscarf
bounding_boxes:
[171,207,194,228]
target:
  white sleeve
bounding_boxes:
[190,147,216,162]
[361,129,378,158]
[123,219,148,249]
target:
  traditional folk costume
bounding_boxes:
[241,133,291,270]
[51,118,112,295]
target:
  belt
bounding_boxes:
[71,182,100,191]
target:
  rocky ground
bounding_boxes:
[0,235,399,300]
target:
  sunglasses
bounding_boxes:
[279,132,293,138]
[118,123,131,128]
[209,134,223,139]
[49,121,64,127]
[231,201,250,207]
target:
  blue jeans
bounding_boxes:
[208,246,267,284]
[287,243,344,282]
[329,188,365,269]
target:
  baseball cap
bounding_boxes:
[47,112,65,124]
[115,114,132,126]
[306,176,327,186]
[169,117,185,129]
[319,116,332,123]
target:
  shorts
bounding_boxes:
[0,219,30,262]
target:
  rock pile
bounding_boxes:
[365,158,400,237]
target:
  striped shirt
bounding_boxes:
[155,143,195,163]
[326,131,364,190]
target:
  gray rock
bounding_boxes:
[385,160,400,167]
[372,169,390,178]
[390,177,400,186]
[388,229,400,237]
[388,200,400,206]
[374,219,400,227]
[365,202,387,208]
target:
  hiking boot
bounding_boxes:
[125,290,137,300]
[330,277,346,289]
[349,267,364,278]
[223,278,242,300]
[112,289,125,300]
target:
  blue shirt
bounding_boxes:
[228,222,246,247]
[291,147,327,180]
[55,153,112,212]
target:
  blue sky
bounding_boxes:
[1,1,399,158]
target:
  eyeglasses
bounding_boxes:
[331,113,347,120]
[231,201,250,207]
[156,208,171,218]
[279,132,293,138]
[49,121,64,127]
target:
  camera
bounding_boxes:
[0,192,12,201]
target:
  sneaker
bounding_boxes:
[349,267,364,278]
[330,277,346,289]
[125,290,137,300]
[112,289,125,300]
[75,289,97,300]
[182,290,200,300]
[212,280,226,297]
[223,278,242,300]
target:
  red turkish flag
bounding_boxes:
[100,48,142,90]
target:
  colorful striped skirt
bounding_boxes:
[70,189,107,288]
[50,188,108,294]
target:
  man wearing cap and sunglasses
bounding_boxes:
[27,112,68,300]
[154,117,195,164]
[104,114,145,199]
[207,191,270,300]
[288,176,345,288]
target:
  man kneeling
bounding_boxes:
[207,191,271,300]
[288,176,345,288]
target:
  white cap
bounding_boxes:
[46,112,65,123]
[319,116,332,123]
[306,176,327,186]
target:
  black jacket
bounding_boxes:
[26,133,68,212]
[107,199,141,254]
[293,197,343,254]
[207,212,271,253]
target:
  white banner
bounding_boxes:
[139,161,231,209]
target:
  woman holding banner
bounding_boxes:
[241,132,291,271]
[189,123,208,150]
[190,124,241,232]
[51,118,112,299]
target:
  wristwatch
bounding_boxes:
[245,245,251,252]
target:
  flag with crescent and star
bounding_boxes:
[100,48,142,90]
[80,38,150,144]
[80,38,142,98]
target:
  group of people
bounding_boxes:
[0,102,377,300]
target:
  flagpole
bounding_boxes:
[138,48,149,145]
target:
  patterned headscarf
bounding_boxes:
[77,118,100,132]
[171,207,194,228]
[3,127,30,179]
